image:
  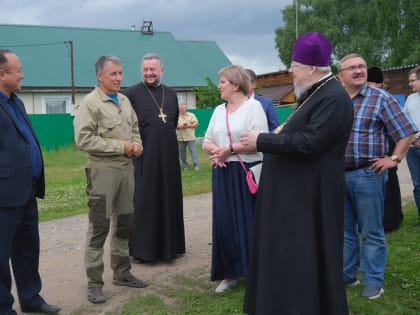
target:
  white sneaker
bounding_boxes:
[345,279,360,286]
[215,279,238,293]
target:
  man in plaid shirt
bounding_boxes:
[338,54,417,300]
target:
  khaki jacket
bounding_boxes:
[74,85,142,169]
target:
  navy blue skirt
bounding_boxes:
[211,161,257,281]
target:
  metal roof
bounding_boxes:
[259,84,294,102]
[383,64,419,71]
[0,24,231,88]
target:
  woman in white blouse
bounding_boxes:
[203,65,268,293]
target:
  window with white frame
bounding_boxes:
[42,96,71,114]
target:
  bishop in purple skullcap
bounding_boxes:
[292,32,332,67]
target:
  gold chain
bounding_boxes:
[144,83,167,123]
[273,76,336,134]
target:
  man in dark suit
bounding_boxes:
[0,49,60,315]
[246,69,280,132]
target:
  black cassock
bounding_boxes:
[384,140,403,232]
[244,77,353,315]
[124,83,185,262]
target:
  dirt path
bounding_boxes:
[14,161,415,314]
[14,193,212,315]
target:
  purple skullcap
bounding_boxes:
[292,32,332,67]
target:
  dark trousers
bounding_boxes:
[0,190,44,314]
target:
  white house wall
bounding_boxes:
[18,90,197,114]
[17,91,85,114]
[176,91,197,109]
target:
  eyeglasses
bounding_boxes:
[340,64,367,72]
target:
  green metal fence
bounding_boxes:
[29,107,295,150]
[29,114,75,150]
[191,107,294,137]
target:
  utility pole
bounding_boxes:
[295,0,299,39]
[67,41,75,107]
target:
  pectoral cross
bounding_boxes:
[158,109,167,123]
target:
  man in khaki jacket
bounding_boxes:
[74,55,146,304]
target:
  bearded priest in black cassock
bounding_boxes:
[240,33,353,315]
[124,53,185,262]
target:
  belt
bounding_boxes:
[345,162,372,172]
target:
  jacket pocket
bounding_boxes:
[97,117,122,137]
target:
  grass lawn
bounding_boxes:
[38,143,213,221]
[346,203,420,315]
[110,206,420,315]
[40,145,419,314]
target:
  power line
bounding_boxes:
[2,40,76,105]
[1,41,68,48]
[2,41,72,59]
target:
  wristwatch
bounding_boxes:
[390,155,401,163]
[230,144,235,155]
[415,133,420,139]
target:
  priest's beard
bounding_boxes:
[294,81,312,103]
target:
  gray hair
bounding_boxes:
[337,54,366,72]
[316,65,332,74]
[95,55,121,73]
[142,53,164,69]
[294,63,331,75]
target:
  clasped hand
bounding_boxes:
[208,146,230,168]
[124,141,142,157]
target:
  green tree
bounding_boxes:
[374,0,420,65]
[275,0,420,68]
[193,77,223,108]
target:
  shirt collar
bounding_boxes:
[356,84,370,98]
[0,91,17,104]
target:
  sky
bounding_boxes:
[0,0,293,74]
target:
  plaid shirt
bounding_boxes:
[345,85,417,166]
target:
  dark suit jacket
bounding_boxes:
[255,94,280,132]
[0,95,45,208]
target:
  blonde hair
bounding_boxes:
[218,65,251,95]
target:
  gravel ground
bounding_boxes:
[15,193,213,314]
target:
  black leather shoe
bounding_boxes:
[28,303,61,314]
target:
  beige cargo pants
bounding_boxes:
[84,165,134,288]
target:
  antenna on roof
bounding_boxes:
[141,20,153,35]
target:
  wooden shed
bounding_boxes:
[257,70,295,106]
[256,64,419,107]
[382,64,419,97]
